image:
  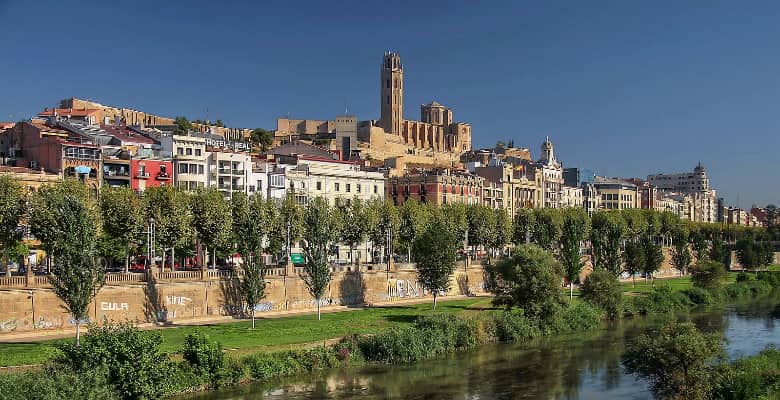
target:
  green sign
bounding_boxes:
[290,253,306,265]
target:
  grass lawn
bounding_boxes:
[0,297,494,368]
[620,273,738,295]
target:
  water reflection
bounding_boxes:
[186,296,780,400]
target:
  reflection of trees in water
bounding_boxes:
[188,296,780,400]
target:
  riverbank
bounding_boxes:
[0,274,696,368]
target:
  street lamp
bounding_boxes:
[147,218,156,272]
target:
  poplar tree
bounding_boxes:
[301,197,338,320]
[0,176,24,277]
[413,216,457,310]
[560,208,590,299]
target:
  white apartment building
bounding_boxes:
[208,148,251,198]
[278,155,385,206]
[158,134,209,191]
[560,185,584,209]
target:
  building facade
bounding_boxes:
[387,169,483,206]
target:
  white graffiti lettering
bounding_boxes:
[100,302,129,311]
[166,295,192,306]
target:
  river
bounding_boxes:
[185,296,780,400]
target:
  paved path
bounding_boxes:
[0,294,480,343]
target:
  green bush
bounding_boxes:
[243,350,307,380]
[333,335,364,365]
[414,314,479,350]
[492,309,541,342]
[0,367,118,400]
[681,287,717,305]
[581,269,623,319]
[691,261,726,291]
[714,347,780,400]
[646,285,693,313]
[723,280,772,300]
[735,272,751,283]
[182,332,246,388]
[54,323,171,399]
[757,271,780,287]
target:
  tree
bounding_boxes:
[691,260,726,291]
[531,208,563,251]
[560,208,590,299]
[215,119,224,127]
[144,186,192,271]
[274,194,304,262]
[581,269,622,319]
[671,225,692,275]
[44,194,104,346]
[29,179,93,262]
[173,116,193,134]
[250,128,274,152]
[440,203,468,241]
[0,176,24,277]
[512,207,535,245]
[191,188,232,269]
[641,236,664,286]
[413,216,457,309]
[623,241,645,288]
[230,193,268,328]
[301,197,337,320]
[490,244,564,321]
[689,228,708,262]
[709,234,727,264]
[467,205,497,258]
[239,253,266,329]
[99,187,143,273]
[341,198,371,264]
[590,211,626,276]
[398,199,430,262]
[736,234,774,273]
[491,208,513,257]
[370,200,400,265]
[622,322,723,400]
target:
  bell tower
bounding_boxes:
[380,52,403,135]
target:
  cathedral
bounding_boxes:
[275,52,472,165]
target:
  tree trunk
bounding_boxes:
[75,322,81,347]
[213,249,217,269]
[171,247,176,272]
[632,274,636,288]
[317,298,321,320]
[251,310,256,329]
[4,248,10,277]
[433,293,437,310]
[124,245,130,274]
[570,282,574,301]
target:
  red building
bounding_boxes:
[387,169,483,206]
[131,157,172,191]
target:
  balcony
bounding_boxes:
[136,171,150,179]
[232,169,245,176]
[217,169,231,175]
[218,183,231,190]
[156,172,172,180]
[233,184,245,191]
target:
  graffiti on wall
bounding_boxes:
[166,296,192,306]
[100,302,129,311]
[34,317,60,329]
[387,279,425,299]
[0,318,17,332]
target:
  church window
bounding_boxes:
[387,95,390,105]
[386,79,390,89]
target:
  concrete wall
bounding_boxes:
[0,266,489,334]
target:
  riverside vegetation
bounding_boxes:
[2,262,780,399]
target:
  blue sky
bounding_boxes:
[1,1,778,206]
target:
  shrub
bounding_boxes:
[646,285,692,313]
[492,309,541,342]
[54,323,170,400]
[490,244,565,321]
[681,287,717,305]
[723,280,772,300]
[545,302,604,334]
[757,271,780,287]
[691,261,726,291]
[713,347,780,400]
[243,351,307,380]
[333,335,364,365]
[0,367,118,400]
[735,272,751,283]
[581,269,623,319]
[182,332,246,388]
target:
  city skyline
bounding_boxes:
[1,1,778,206]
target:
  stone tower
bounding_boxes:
[540,136,555,165]
[380,52,403,135]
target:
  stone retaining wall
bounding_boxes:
[0,265,489,334]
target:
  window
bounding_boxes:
[177,148,183,155]
[346,184,351,193]
[386,79,390,89]
[197,164,204,175]
[374,185,378,194]
[186,148,192,156]
[356,184,361,193]
[195,149,202,156]
[179,164,189,174]
[387,95,390,105]
[316,181,322,190]
[335,183,340,192]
